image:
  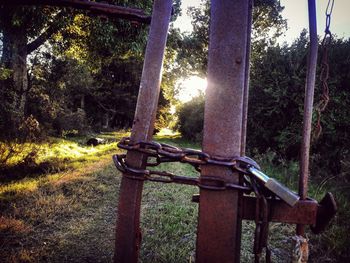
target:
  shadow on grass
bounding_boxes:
[0,158,71,184]
[0,131,126,184]
[0,161,120,263]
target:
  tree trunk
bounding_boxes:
[1,12,28,123]
[80,95,85,110]
[12,32,28,118]
[103,112,110,129]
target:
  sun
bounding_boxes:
[176,76,207,103]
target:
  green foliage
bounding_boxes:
[175,0,287,76]
[176,94,204,141]
[248,36,350,179]
[176,36,350,262]
[176,35,350,180]
[0,0,165,138]
[53,109,90,136]
[0,115,43,175]
[0,67,12,80]
[248,32,308,159]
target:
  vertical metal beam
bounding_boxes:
[114,1,172,262]
[297,0,318,236]
[196,0,250,262]
[241,0,254,156]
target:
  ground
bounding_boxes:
[1,131,301,262]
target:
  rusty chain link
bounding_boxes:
[113,154,252,192]
[325,0,335,35]
[116,137,261,171]
[113,137,262,192]
[314,0,334,139]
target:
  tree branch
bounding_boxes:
[97,100,116,113]
[1,0,151,24]
[26,11,67,54]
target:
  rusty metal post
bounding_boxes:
[241,0,253,156]
[114,1,172,262]
[297,0,318,236]
[196,0,250,262]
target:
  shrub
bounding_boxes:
[0,115,43,171]
[176,95,204,141]
[53,109,90,136]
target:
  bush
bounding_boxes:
[176,95,204,141]
[53,109,90,136]
[0,115,43,171]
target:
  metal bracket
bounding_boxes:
[310,192,337,234]
[192,192,336,229]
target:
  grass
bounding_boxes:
[0,130,347,262]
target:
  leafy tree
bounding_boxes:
[26,54,94,135]
[176,93,205,141]
[0,6,72,137]
[175,0,288,142]
[174,0,287,77]
[177,31,350,181]
[0,0,162,137]
[311,38,350,175]
[247,31,309,159]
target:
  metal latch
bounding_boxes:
[247,166,300,207]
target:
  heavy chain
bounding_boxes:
[314,0,334,139]
[113,154,252,192]
[113,137,261,192]
[113,137,273,260]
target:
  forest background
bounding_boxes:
[0,0,349,262]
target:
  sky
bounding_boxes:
[280,0,350,43]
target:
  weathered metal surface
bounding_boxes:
[196,0,250,262]
[243,196,318,225]
[248,167,300,207]
[241,0,253,156]
[1,0,151,23]
[310,192,337,234]
[192,195,318,225]
[114,1,172,262]
[297,0,318,236]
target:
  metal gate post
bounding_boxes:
[114,1,172,262]
[297,0,318,237]
[196,0,250,262]
[241,0,253,156]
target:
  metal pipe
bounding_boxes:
[241,0,254,156]
[297,0,318,236]
[114,1,172,262]
[196,0,250,262]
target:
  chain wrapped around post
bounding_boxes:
[113,137,260,193]
[113,137,303,260]
[114,137,300,205]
